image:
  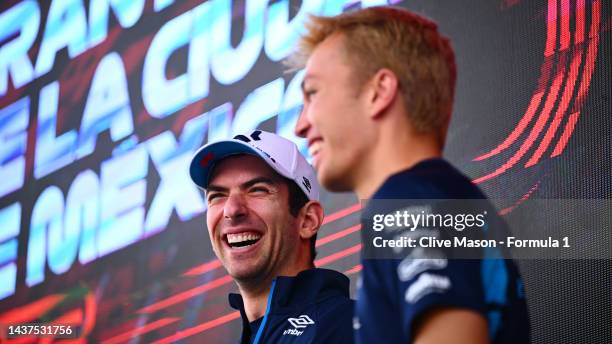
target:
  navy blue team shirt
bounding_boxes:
[355,158,530,343]
[229,268,354,343]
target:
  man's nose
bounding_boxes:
[223,192,248,221]
[294,105,310,138]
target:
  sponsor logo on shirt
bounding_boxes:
[405,273,451,303]
[398,257,448,282]
[283,315,314,337]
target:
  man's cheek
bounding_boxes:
[205,220,218,245]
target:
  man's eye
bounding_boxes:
[250,186,270,194]
[207,193,223,202]
[303,88,317,100]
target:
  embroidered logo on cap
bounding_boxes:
[199,152,215,167]
[302,177,312,193]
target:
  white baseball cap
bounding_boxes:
[189,130,319,201]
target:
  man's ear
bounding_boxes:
[298,201,324,240]
[364,68,399,119]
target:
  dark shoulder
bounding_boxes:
[374,159,486,200]
[314,293,355,343]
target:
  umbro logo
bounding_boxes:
[283,315,314,336]
[288,315,314,329]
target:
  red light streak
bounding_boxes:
[474,69,565,184]
[100,318,180,344]
[526,48,583,167]
[473,92,543,161]
[474,0,600,181]
[316,224,361,247]
[137,275,234,314]
[182,259,223,277]
[553,0,600,156]
[322,203,361,225]
[315,244,362,267]
[151,312,240,344]
[0,294,64,324]
[551,112,580,156]
[545,0,558,57]
[345,264,363,275]
[560,0,571,51]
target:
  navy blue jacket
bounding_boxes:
[229,268,354,343]
[356,158,530,344]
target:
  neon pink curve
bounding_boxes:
[571,0,600,111]
[101,318,181,344]
[474,67,565,184]
[575,0,586,45]
[474,0,558,162]
[499,179,541,216]
[525,0,586,166]
[545,0,558,57]
[560,0,571,51]
[552,0,600,157]
[151,312,240,344]
[551,112,581,156]
[473,92,543,161]
[526,51,582,166]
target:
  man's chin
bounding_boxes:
[319,168,353,193]
[226,264,265,282]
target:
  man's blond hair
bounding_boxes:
[288,6,456,147]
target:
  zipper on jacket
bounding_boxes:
[252,279,277,344]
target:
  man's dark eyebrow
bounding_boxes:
[242,177,278,189]
[207,177,278,193]
[206,184,228,193]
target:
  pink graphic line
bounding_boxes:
[151,311,241,344]
[526,0,587,166]
[571,0,601,110]
[545,0,558,57]
[474,0,559,162]
[560,0,570,51]
[551,112,581,156]
[499,180,542,216]
[183,259,223,277]
[575,0,586,45]
[473,92,543,161]
[552,0,600,156]
[526,50,583,166]
[474,66,566,184]
[316,224,361,247]
[315,244,362,267]
[137,275,233,314]
[101,318,181,344]
[345,264,363,275]
[322,203,362,225]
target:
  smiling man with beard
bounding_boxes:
[189,130,354,343]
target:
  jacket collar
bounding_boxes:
[228,268,350,341]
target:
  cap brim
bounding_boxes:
[189,140,285,189]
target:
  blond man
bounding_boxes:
[291,7,529,344]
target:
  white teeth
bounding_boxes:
[309,141,322,157]
[227,233,261,244]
